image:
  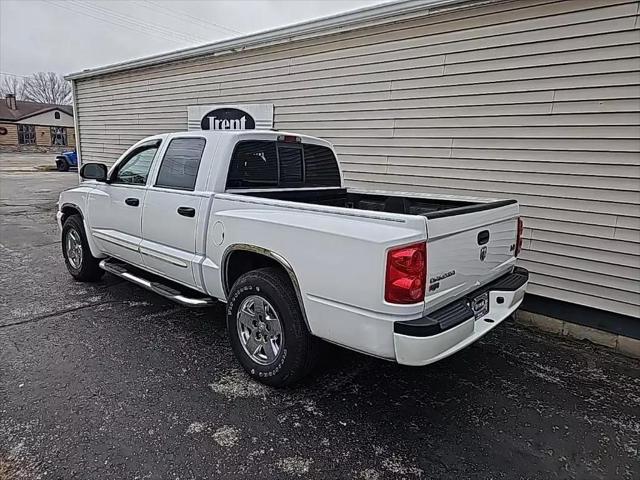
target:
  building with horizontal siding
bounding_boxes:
[67,0,640,336]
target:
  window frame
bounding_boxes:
[50,126,68,146]
[153,136,206,192]
[110,140,161,187]
[18,124,36,145]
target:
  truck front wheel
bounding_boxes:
[56,157,70,172]
[62,214,104,282]
[226,267,319,387]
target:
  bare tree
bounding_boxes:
[21,72,72,105]
[0,75,24,99]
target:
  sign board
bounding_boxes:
[187,103,273,131]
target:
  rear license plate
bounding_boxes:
[471,292,489,319]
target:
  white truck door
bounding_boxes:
[87,141,161,266]
[140,137,207,289]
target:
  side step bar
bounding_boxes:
[99,259,215,308]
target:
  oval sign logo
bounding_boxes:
[201,108,256,130]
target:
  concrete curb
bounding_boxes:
[516,310,640,360]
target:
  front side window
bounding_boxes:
[155,137,206,191]
[112,143,159,185]
[18,125,36,145]
[51,127,67,146]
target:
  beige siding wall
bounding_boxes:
[16,109,75,128]
[73,0,640,317]
[0,124,75,148]
[35,126,51,146]
[0,123,18,146]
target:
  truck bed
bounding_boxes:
[227,186,520,314]
[233,187,516,219]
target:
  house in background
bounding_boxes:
[0,94,76,152]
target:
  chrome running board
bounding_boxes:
[99,259,215,308]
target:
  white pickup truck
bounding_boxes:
[57,130,528,386]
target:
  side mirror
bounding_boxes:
[80,163,108,182]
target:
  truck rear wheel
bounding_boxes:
[226,267,319,387]
[62,214,104,282]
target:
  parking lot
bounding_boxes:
[1,161,639,479]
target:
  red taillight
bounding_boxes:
[515,217,524,256]
[385,242,426,304]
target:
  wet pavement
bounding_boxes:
[0,153,60,174]
[1,167,639,479]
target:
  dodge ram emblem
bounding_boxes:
[479,246,487,261]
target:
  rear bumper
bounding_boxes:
[393,267,528,366]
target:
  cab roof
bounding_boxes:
[152,129,333,148]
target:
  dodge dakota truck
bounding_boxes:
[57,130,528,386]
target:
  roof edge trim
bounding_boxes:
[66,0,485,81]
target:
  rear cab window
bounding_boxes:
[155,137,206,191]
[226,140,340,189]
[226,140,278,189]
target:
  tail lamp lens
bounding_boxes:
[516,217,524,256]
[385,242,426,304]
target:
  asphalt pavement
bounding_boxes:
[1,164,638,480]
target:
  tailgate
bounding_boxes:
[424,201,519,312]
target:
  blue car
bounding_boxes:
[55,149,78,172]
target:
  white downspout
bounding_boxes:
[70,78,82,180]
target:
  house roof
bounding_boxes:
[0,99,73,122]
[66,0,486,81]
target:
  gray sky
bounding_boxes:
[0,0,391,79]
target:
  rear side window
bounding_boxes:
[227,141,278,188]
[155,137,206,191]
[226,141,340,189]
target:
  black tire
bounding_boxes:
[57,158,70,172]
[62,214,104,282]
[226,267,320,387]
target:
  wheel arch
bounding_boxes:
[60,202,83,224]
[60,202,104,259]
[222,244,311,331]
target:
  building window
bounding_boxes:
[51,127,67,146]
[54,111,61,119]
[18,125,36,145]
